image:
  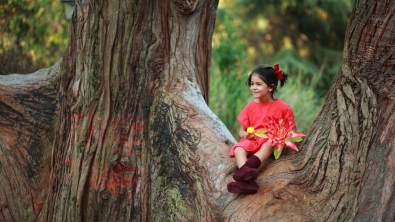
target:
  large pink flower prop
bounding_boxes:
[255,116,305,159]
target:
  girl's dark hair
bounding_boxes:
[246,64,289,98]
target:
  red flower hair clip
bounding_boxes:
[274,64,283,80]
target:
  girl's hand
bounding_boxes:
[239,125,256,140]
[244,132,256,140]
[244,126,255,140]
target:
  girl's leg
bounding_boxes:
[228,147,260,194]
[233,147,248,168]
[232,147,260,181]
[227,180,259,194]
[228,144,273,194]
[253,143,274,162]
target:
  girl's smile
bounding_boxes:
[249,74,273,103]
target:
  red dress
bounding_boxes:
[229,99,295,157]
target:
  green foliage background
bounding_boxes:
[210,0,353,137]
[0,0,69,74]
[0,0,353,137]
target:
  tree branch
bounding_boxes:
[0,61,60,219]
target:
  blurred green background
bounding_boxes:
[211,0,353,137]
[0,0,353,138]
[0,0,69,74]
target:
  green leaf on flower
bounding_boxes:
[273,147,283,159]
[255,129,268,138]
[291,137,303,142]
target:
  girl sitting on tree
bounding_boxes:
[227,64,304,194]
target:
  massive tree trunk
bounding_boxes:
[0,0,394,221]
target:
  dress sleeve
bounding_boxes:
[237,103,250,128]
[284,106,295,123]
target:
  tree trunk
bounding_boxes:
[0,0,394,221]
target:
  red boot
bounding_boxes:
[233,155,261,181]
[227,180,259,194]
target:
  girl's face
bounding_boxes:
[249,74,273,102]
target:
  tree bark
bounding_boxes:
[0,64,59,221]
[0,0,395,221]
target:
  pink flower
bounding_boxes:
[255,116,305,159]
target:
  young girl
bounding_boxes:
[227,64,296,194]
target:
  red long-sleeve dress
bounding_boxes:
[229,99,295,157]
